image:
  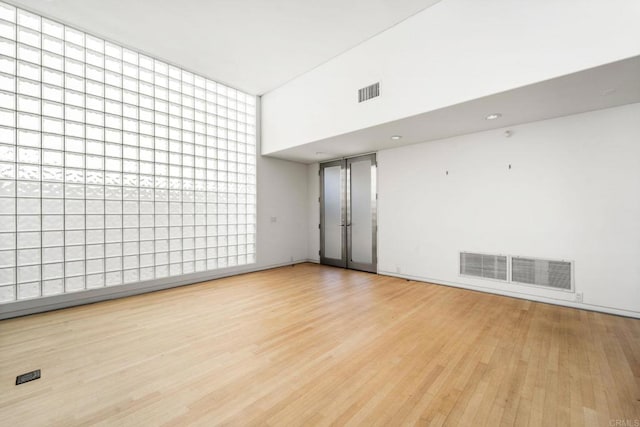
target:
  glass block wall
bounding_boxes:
[0,2,257,303]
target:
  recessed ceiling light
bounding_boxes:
[390,135,402,140]
[485,113,502,120]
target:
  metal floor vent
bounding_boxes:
[16,369,41,385]
[512,257,572,290]
[358,82,380,103]
[460,252,507,281]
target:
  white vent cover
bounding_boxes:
[512,257,572,290]
[460,252,507,281]
[358,82,380,102]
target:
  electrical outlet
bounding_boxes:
[575,292,583,303]
[396,266,401,274]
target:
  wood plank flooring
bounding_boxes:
[1,263,639,426]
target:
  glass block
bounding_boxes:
[17,230,39,248]
[17,146,39,163]
[0,55,15,74]
[0,284,15,302]
[86,94,104,111]
[105,270,121,286]
[43,262,63,280]
[65,27,84,46]
[65,230,84,246]
[42,169,63,183]
[43,117,63,134]
[86,258,103,274]
[17,164,39,180]
[0,264,16,285]
[86,229,104,244]
[123,255,138,269]
[64,245,83,262]
[0,38,15,58]
[42,134,63,151]
[64,184,84,199]
[17,27,40,49]
[65,89,84,107]
[42,246,64,263]
[86,273,104,289]
[17,264,39,282]
[42,84,62,103]
[17,281,40,299]
[85,34,103,53]
[0,108,14,127]
[42,100,64,119]
[0,73,14,92]
[17,61,40,81]
[64,240,85,261]
[64,260,83,277]
[183,262,194,274]
[17,215,39,231]
[42,198,62,214]
[42,214,63,230]
[0,162,13,179]
[123,215,138,228]
[86,244,104,259]
[104,242,120,258]
[123,228,137,241]
[42,231,63,247]
[65,276,84,292]
[63,133,83,151]
[17,78,40,98]
[42,278,64,296]
[85,215,103,229]
[65,215,84,230]
[123,268,138,283]
[152,265,166,278]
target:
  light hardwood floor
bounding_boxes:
[1,263,639,426]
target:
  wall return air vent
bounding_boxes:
[358,82,380,103]
[460,252,507,281]
[511,257,572,290]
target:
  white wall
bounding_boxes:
[262,0,640,155]
[376,104,640,317]
[256,155,309,266]
[305,104,640,317]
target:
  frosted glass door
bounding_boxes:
[320,161,345,267]
[347,155,376,273]
[320,154,376,273]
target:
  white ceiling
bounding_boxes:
[268,56,640,163]
[9,0,442,94]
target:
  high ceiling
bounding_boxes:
[9,0,442,94]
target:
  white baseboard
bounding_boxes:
[378,270,640,319]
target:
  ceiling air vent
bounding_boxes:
[358,82,380,103]
[460,252,507,281]
[512,257,572,290]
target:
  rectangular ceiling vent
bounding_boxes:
[512,257,572,290]
[358,82,380,103]
[460,252,507,281]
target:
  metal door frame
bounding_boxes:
[319,154,377,273]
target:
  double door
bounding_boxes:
[320,154,377,273]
